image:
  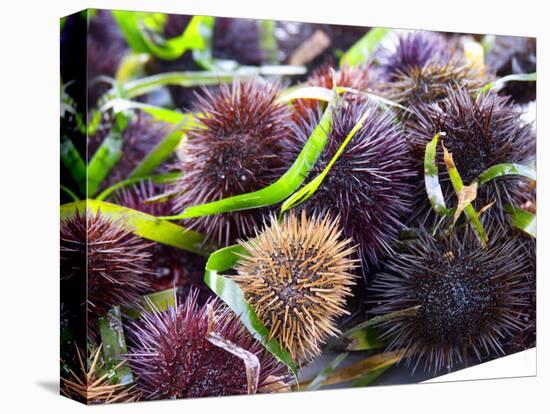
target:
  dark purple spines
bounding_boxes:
[379,31,449,80]
[172,79,294,246]
[60,211,153,336]
[406,87,535,225]
[371,227,530,373]
[485,36,536,103]
[126,291,290,400]
[289,99,416,270]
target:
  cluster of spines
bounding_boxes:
[126,291,290,399]
[171,79,294,246]
[60,210,153,336]
[289,98,415,270]
[378,31,450,81]
[371,227,530,373]
[406,87,535,226]
[292,62,372,120]
[233,211,357,363]
[61,344,140,404]
[383,59,488,116]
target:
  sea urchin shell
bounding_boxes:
[233,211,357,363]
[371,227,530,373]
[172,79,294,246]
[126,291,291,399]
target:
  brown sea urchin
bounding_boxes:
[126,291,291,400]
[383,59,488,118]
[233,211,357,363]
[60,210,153,335]
[371,227,530,373]
[61,344,140,404]
[172,79,294,246]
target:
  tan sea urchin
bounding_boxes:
[233,211,357,363]
[61,344,140,404]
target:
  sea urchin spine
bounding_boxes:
[233,211,357,363]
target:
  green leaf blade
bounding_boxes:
[60,135,87,196]
[164,92,337,220]
[476,163,536,186]
[505,205,536,238]
[87,129,123,197]
[60,200,215,256]
[98,306,133,385]
[340,28,390,68]
[281,103,372,213]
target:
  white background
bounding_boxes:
[0,0,547,412]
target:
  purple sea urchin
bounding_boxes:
[213,18,265,65]
[486,35,536,103]
[505,235,536,353]
[379,31,450,81]
[60,210,153,334]
[407,87,535,225]
[289,99,415,270]
[233,211,357,363]
[126,291,291,399]
[371,227,530,373]
[171,79,294,246]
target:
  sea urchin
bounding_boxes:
[60,210,153,335]
[379,31,450,81]
[371,227,530,373]
[61,344,140,404]
[407,87,535,225]
[233,211,357,363]
[171,79,294,246]
[126,290,291,400]
[383,59,488,117]
[289,99,415,270]
[292,62,372,121]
